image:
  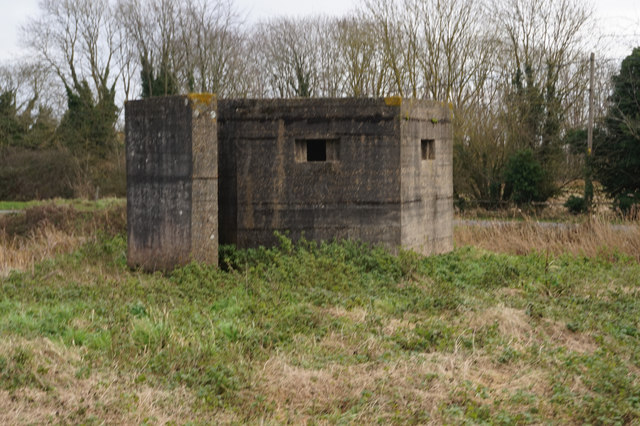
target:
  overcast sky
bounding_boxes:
[0,0,638,63]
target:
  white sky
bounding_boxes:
[0,0,638,63]
[234,0,358,22]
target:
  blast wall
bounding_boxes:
[125,95,218,270]
[399,100,454,254]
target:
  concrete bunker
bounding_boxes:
[126,96,453,270]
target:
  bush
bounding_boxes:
[503,149,549,205]
[78,148,126,199]
[614,194,640,217]
[564,195,587,214]
[93,147,126,198]
[0,148,76,201]
[0,203,126,238]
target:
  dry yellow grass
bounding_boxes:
[0,203,125,277]
[0,225,87,277]
[455,216,640,261]
[0,337,211,425]
[257,343,552,423]
[254,302,602,423]
[468,305,596,354]
[1,307,587,424]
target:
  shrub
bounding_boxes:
[87,148,126,198]
[0,147,76,200]
[614,194,640,217]
[503,149,548,205]
[564,195,587,214]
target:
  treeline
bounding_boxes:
[0,0,636,210]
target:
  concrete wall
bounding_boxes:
[399,100,454,255]
[218,98,453,254]
[126,95,218,270]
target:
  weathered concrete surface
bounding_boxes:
[400,100,454,254]
[126,94,218,270]
[218,98,453,255]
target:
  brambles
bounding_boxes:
[0,148,76,201]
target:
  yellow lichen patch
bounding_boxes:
[187,93,216,107]
[187,93,217,120]
[384,96,402,106]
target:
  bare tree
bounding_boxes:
[117,0,244,97]
[485,0,597,196]
[0,61,63,118]
[241,33,272,98]
[177,0,244,96]
[254,17,321,98]
[114,16,138,102]
[410,0,496,106]
[117,0,181,97]
[335,16,388,97]
[359,0,409,96]
[0,62,58,149]
[22,0,119,103]
[313,17,344,98]
[492,0,595,136]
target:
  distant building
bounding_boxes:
[126,95,453,271]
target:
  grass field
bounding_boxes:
[1,203,640,423]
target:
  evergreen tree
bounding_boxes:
[0,90,23,147]
[0,90,24,147]
[593,47,640,211]
[503,149,546,205]
[57,78,118,161]
[140,55,179,98]
[0,89,56,149]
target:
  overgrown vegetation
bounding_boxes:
[0,148,76,201]
[503,149,549,205]
[0,201,125,275]
[1,207,640,423]
[564,195,588,214]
